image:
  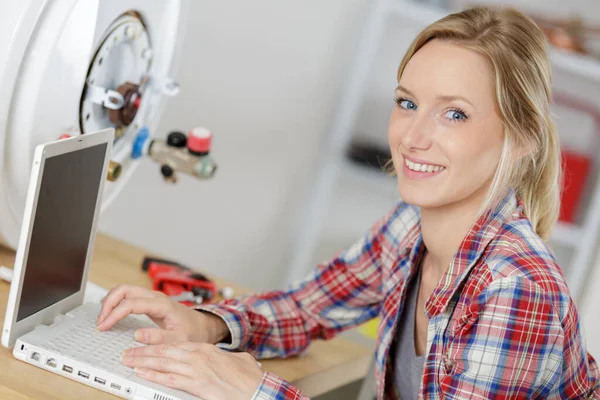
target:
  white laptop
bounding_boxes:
[1,129,198,400]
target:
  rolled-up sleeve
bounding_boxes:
[251,372,309,400]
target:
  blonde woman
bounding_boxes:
[97,6,600,399]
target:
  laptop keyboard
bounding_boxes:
[40,314,153,377]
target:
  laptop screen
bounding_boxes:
[16,143,108,322]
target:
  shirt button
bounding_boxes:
[444,357,454,370]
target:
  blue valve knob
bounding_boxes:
[131,127,150,159]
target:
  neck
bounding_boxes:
[420,188,489,276]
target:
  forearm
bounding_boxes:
[198,281,380,359]
[198,202,412,358]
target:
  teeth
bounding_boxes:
[404,158,445,173]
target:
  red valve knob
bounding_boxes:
[187,127,212,155]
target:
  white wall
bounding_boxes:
[98,0,370,291]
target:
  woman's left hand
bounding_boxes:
[122,342,264,400]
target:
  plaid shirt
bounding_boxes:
[199,189,600,399]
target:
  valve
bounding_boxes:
[186,127,211,156]
[131,127,217,183]
[166,131,187,148]
[160,164,176,183]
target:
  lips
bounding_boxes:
[402,155,446,180]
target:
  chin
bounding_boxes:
[397,179,448,209]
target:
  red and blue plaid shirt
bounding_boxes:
[200,189,600,399]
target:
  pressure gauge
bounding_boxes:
[0,0,190,248]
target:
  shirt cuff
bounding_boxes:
[251,371,306,400]
[193,303,251,350]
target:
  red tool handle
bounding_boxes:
[142,256,217,304]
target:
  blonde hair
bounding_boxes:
[393,7,562,240]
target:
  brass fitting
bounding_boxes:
[107,160,122,181]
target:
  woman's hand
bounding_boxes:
[122,342,264,400]
[96,284,229,345]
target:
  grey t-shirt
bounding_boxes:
[394,269,425,399]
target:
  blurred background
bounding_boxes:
[97,0,600,391]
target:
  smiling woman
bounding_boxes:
[96,6,600,400]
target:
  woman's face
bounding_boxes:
[388,39,505,211]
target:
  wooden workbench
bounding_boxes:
[0,233,373,399]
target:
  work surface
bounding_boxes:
[0,234,373,399]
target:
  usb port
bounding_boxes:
[62,365,73,373]
[78,371,89,379]
[94,377,106,385]
[110,383,121,391]
[46,358,57,368]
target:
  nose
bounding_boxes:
[401,114,433,151]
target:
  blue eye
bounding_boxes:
[444,109,467,122]
[395,97,417,110]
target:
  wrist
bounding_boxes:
[199,310,230,344]
[192,304,249,350]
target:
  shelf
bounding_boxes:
[385,1,600,84]
[550,221,584,247]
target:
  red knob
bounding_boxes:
[187,127,212,154]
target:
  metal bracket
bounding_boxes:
[85,84,125,110]
[147,76,180,97]
[162,78,180,96]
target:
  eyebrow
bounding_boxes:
[396,85,476,108]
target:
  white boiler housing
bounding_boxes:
[0,0,190,248]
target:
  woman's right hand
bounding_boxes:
[96,284,230,345]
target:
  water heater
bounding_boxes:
[0,0,212,249]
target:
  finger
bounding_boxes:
[97,284,159,324]
[134,368,196,394]
[170,343,263,368]
[123,355,195,377]
[133,328,189,345]
[99,284,156,316]
[97,297,170,331]
[124,344,194,363]
[172,342,250,359]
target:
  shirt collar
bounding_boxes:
[400,188,523,319]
